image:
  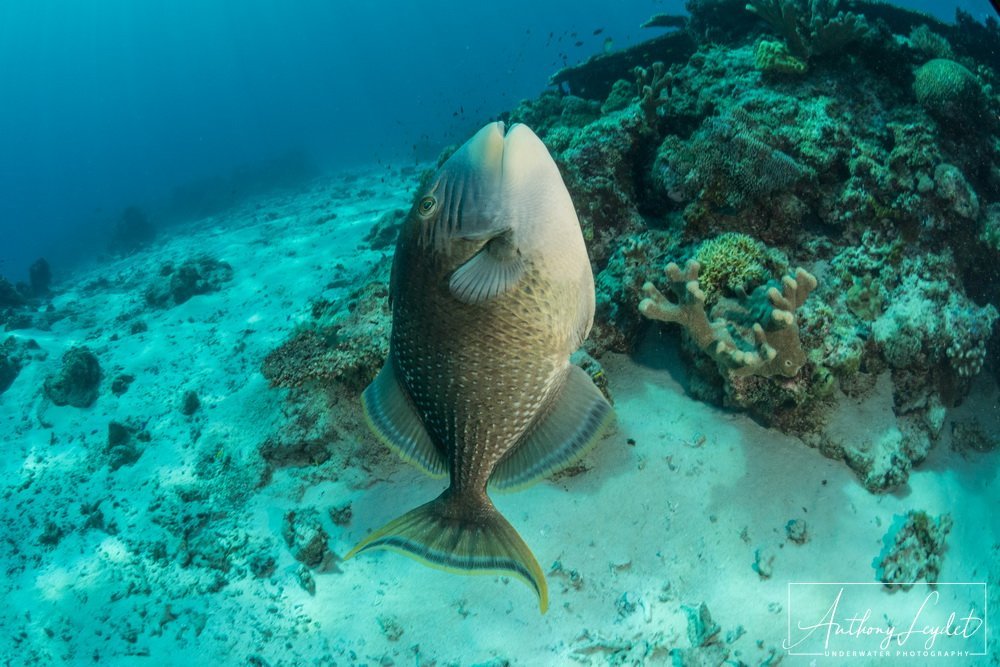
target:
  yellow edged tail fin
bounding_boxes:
[345,491,549,613]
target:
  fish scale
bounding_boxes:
[392,259,565,491]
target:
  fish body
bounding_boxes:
[347,122,613,612]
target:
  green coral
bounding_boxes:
[693,233,773,304]
[754,40,807,74]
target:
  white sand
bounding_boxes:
[0,170,996,666]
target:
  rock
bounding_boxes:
[0,344,21,395]
[107,421,143,470]
[328,503,352,526]
[752,547,775,579]
[145,256,234,307]
[110,373,135,396]
[282,508,338,571]
[181,390,200,415]
[259,438,331,468]
[681,602,720,648]
[877,510,953,589]
[169,257,233,304]
[44,346,102,407]
[295,565,316,595]
[785,519,809,544]
[249,550,277,579]
[377,614,404,642]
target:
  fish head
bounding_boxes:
[409,121,574,263]
[411,121,506,258]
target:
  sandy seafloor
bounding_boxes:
[1,167,998,667]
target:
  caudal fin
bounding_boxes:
[345,491,549,613]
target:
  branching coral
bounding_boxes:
[639,259,817,377]
[745,0,872,61]
[633,61,671,125]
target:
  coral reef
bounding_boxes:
[871,259,998,379]
[691,232,777,305]
[498,0,1000,493]
[261,0,1000,501]
[590,229,681,354]
[0,276,26,308]
[876,510,953,589]
[753,39,807,74]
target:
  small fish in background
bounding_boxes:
[347,122,613,613]
[604,37,614,54]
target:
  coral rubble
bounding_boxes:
[877,510,953,589]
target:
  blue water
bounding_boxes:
[0,0,992,278]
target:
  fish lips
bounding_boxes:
[429,121,551,246]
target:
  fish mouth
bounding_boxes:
[425,121,548,250]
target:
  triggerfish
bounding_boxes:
[346,122,613,613]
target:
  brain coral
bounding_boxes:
[913,59,984,124]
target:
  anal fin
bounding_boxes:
[361,360,446,477]
[490,364,614,491]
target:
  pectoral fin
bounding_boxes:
[361,360,446,477]
[449,231,526,304]
[490,365,614,491]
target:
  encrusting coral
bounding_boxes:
[639,259,817,378]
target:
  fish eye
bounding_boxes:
[418,196,436,216]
